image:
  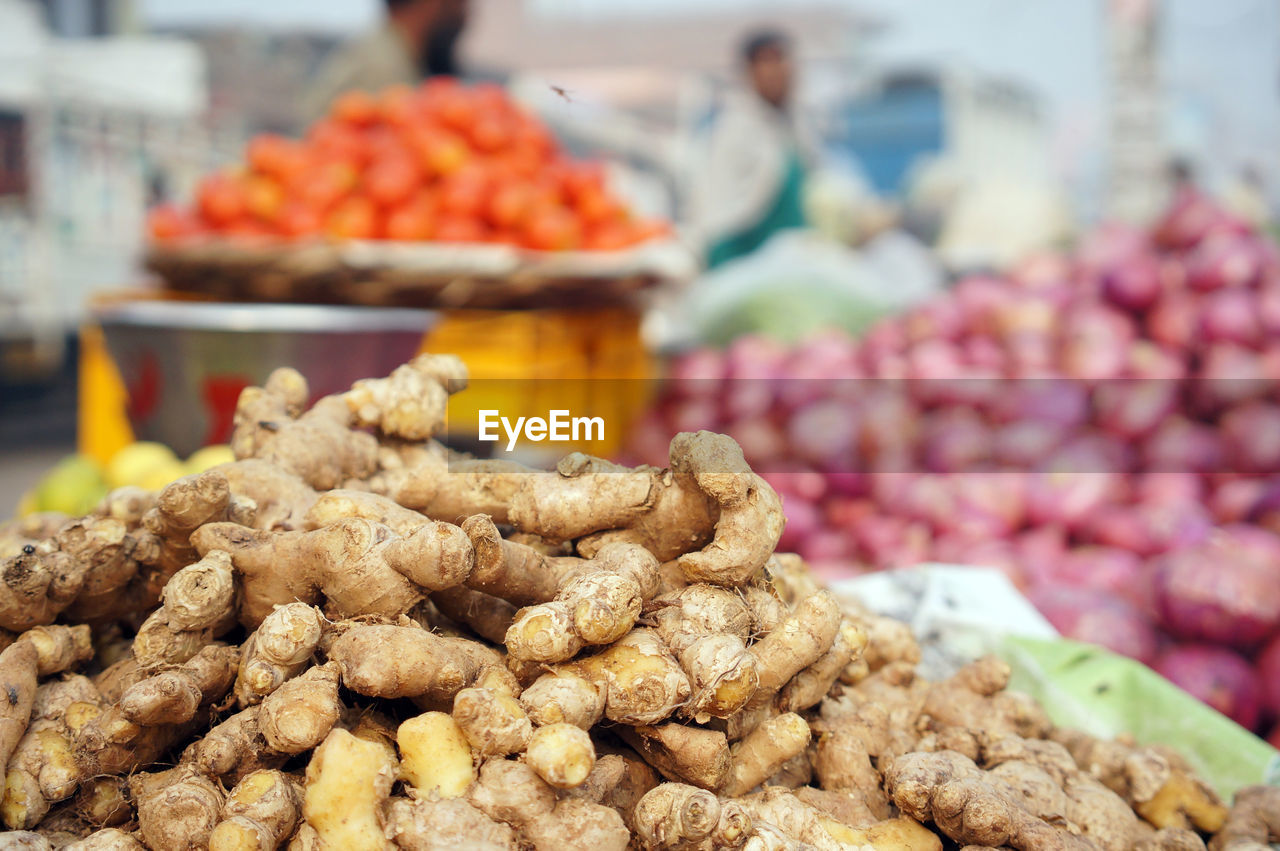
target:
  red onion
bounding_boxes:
[1200,289,1264,347]
[786,400,859,472]
[777,495,821,553]
[1257,634,1280,719]
[1220,403,1280,474]
[1142,418,1224,474]
[920,408,991,473]
[1209,478,1266,523]
[764,467,828,504]
[1153,531,1280,648]
[1092,379,1179,440]
[1100,254,1163,312]
[1058,304,1136,380]
[1154,644,1263,730]
[1152,190,1227,251]
[1187,232,1266,291]
[1028,585,1159,664]
[1054,547,1151,612]
[1146,292,1201,350]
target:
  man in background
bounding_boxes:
[691,29,817,268]
[301,0,469,126]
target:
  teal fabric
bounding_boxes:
[707,148,807,269]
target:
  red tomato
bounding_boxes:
[437,167,490,219]
[323,196,378,240]
[468,115,511,154]
[278,203,323,238]
[331,90,378,126]
[521,206,583,252]
[410,128,470,178]
[434,216,489,243]
[308,120,368,167]
[365,156,423,209]
[585,221,642,252]
[378,84,419,128]
[244,175,285,224]
[575,186,627,228]
[485,181,536,231]
[146,204,199,242]
[196,174,247,228]
[293,159,358,212]
[246,134,309,185]
[383,194,438,242]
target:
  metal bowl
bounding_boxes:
[94,301,437,456]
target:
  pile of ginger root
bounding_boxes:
[0,353,1275,851]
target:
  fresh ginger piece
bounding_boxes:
[668,431,785,587]
[329,623,495,701]
[505,602,583,663]
[304,728,396,851]
[233,370,379,491]
[633,781,725,848]
[468,758,557,828]
[208,769,303,851]
[385,796,517,851]
[518,673,604,729]
[188,705,286,783]
[63,828,144,850]
[235,603,325,706]
[620,723,731,791]
[1208,785,1280,850]
[119,644,239,725]
[132,764,225,851]
[258,663,342,754]
[833,816,944,850]
[23,625,92,678]
[722,712,811,797]
[397,711,475,798]
[2,719,79,828]
[0,639,38,773]
[524,797,631,851]
[73,777,131,828]
[157,549,236,631]
[733,788,853,851]
[192,516,473,628]
[429,586,516,645]
[678,633,759,720]
[524,723,596,789]
[563,628,691,725]
[343,353,466,442]
[452,686,530,756]
[747,590,842,704]
[778,621,866,713]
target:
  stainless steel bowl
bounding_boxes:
[94,301,437,456]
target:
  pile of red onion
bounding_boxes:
[625,192,1280,740]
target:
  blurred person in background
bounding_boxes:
[301,0,469,126]
[691,29,818,269]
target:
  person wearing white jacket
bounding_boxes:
[691,30,819,268]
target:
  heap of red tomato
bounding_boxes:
[148,79,670,252]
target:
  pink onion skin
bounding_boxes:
[1154,644,1263,731]
[764,468,828,505]
[1187,233,1266,292]
[1258,634,1280,720]
[1146,292,1201,351]
[1220,403,1280,475]
[1142,418,1224,474]
[1153,190,1228,252]
[1028,584,1160,664]
[777,496,822,554]
[1053,547,1151,612]
[1100,254,1163,312]
[1210,478,1266,524]
[666,347,726,389]
[797,529,857,566]
[1153,531,1280,648]
[1200,289,1264,348]
[1092,379,1179,441]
